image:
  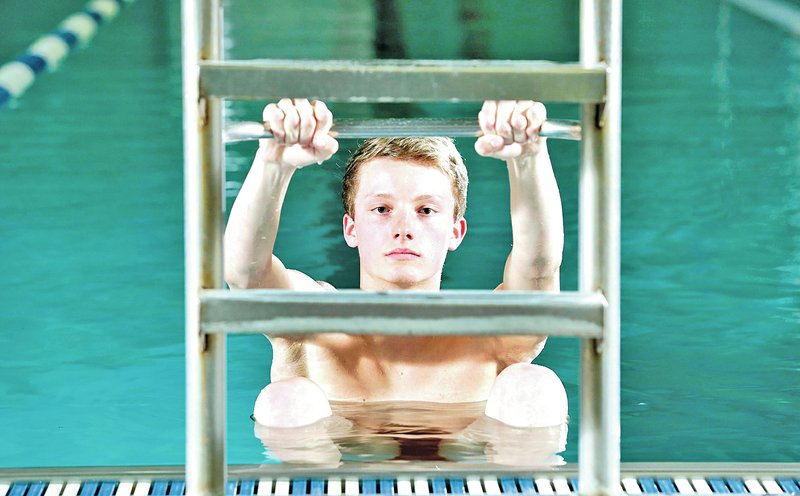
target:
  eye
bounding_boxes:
[373,206,389,214]
[419,207,435,215]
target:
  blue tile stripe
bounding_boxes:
[78,480,100,496]
[638,477,659,494]
[310,478,326,495]
[655,478,677,493]
[379,478,395,494]
[725,478,747,494]
[448,477,466,494]
[777,477,800,494]
[7,482,28,496]
[362,478,377,495]
[499,477,518,494]
[517,478,536,494]
[239,480,256,496]
[168,480,185,495]
[431,477,447,494]
[151,480,169,496]
[708,477,731,493]
[26,481,46,496]
[0,0,134,109]
[12,475,800,495]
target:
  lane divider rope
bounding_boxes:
[0,0,134,109]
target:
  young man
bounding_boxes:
[224,98,567,430]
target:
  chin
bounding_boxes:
[386,270,437,290]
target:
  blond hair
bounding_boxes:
[341,137,468,219]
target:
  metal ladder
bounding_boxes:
[181,1,621,495]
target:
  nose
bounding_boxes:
[393,209,414,240]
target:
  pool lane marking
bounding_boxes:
[256,478,273,495]
[326,477,342,496]
[0,0,135,109]
[726,0,800,36]
[62,482,81,496]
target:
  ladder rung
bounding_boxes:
[224,118,582,142]
[199,289,606,338]
[199,59,608,103]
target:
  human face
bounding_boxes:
[342,158,467,290]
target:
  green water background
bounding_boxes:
[0,0,798,466]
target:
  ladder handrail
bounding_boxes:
[579,0,622,493]
[223,117,583,142]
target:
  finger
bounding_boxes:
[262,103,286,143]
[312,100,334,137]
[525,101,547,140]
[496,142,523,159]
[495,100,515,145]
[294,98,315,146]
[277,98,300,145]
[313,134,339,162]
[511,100,534,143]
[474,135,505,157]
[478,100,498,135]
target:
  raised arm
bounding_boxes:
[475,100,564,363]
[475,100,563,291]
[224,98,338,290]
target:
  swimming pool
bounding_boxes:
[0,0,797,468]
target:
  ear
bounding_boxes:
[448,216,467,251]
[343,213,358,248]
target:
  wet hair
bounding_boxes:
[341,137,468,220]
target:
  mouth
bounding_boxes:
[386,248,420,259]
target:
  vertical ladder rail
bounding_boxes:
[182,0,226,494]
[579,0,622,495]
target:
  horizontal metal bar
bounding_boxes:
[224,118,582,142]
[2,462,800,481]
[199,289,606,337]
[200,59,608,103]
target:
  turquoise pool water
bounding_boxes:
[0,0,798,467]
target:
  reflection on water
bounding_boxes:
[254,401,567,468]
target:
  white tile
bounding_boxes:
[621,478,641,494]
[761,479,784,494]
[327,477,342,496]
[413,478,430,495]
[396,477,412,496]
[744,478,767,495]
[465,477,483,495]
[690,479,712,494]
[274,478,290,496]
[256,478,273,496]
[673,478,694,494]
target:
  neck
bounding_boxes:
[359,273,442,291]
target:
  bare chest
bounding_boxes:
[291,336,501,402]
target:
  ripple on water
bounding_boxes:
[253,400,567,468]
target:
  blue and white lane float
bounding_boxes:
[0,0,134,109]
